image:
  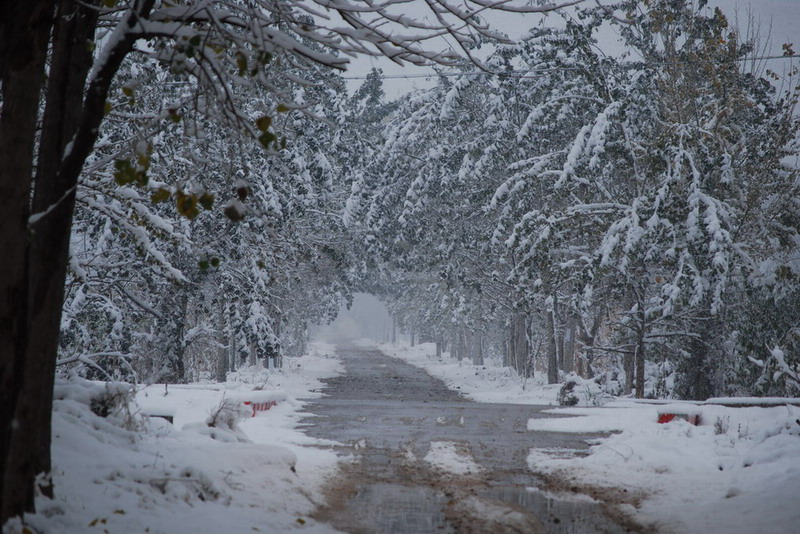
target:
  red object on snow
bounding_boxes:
[242,400,279,417]
[658,413,676,424]
[657,412,700,425]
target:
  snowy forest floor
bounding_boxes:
[11,340,800,533]
[383,342,800,533]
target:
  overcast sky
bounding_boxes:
[341,0,800,99]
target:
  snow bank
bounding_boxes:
[14,342,344,534]
[380,340,800,533]
[527,402,800,533]
[379,342,563,405]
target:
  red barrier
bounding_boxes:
[657,412,700,425]
[242,400,279,417]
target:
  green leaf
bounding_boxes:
[276,104,290,113]
[236,51,248,76]
[136,153,150,170]
[258,131,276,149]
[210,257,220,267]
[255,115,272,132]
[258,51,272,65]
[135,171,149,187]
[175,192,200,219]
[223,203,245,221]
[198,260,210,270]
[151,188,171,203]
[199,192,215,210]
[113,159,135,185]
[189,35,202,47]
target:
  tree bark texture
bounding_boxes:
[624,351,635,396]
[547,298,559,384]
[635,322,646,399]
[215,305,228,382]
[511,313,529,377]
[562,316,576,374]
[0,0,57,521]
[472,332,484,366]
[1,0,156,523]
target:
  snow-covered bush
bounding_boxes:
[181,399,251,443]
[557,379,580,406]
[53,378,142,431]
[206,399,250,431]
[557,372,617,406]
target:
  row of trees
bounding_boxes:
[60,46,357,384]
[347,1,800,400]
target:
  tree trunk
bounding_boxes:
[472,331,484,366]
[174,289,189,381]
[562,315,576,374]
[456,330,465,361]
[227,303,237,373]
[465,330,474,363]
[215,305,228,382]
[273,311,283,369]
[513,313,528,376]
[635,324,646,399]
[623,351,635,396]
[578,313,602,379]
[2,1,155,521]
[547,298,559,384]
[682,335,713,401]
[0,0,57,522]
[248,340,257,367]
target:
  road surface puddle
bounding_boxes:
[480,486,624,533]
[346,483,454,533]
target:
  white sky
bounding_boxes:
[341,0,800,99]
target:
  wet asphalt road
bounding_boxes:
[300,346,638,534]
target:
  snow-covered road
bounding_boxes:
[301,345,634,533]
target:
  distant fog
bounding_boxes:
[311,293,398,343]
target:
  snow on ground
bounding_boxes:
[423,441,483,476]
[379,342,565,405]
[527,402,800,533]
[383,341,800,534]
[13,342,344,534]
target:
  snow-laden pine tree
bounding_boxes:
[347,1,799,399]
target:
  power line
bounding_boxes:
[341,54,800,80]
